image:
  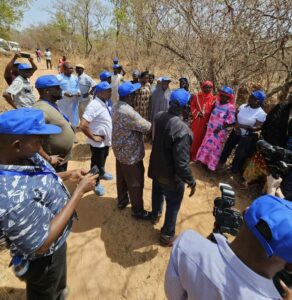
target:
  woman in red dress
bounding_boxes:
[190,81,216,160]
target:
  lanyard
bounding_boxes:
[105,102,112,117]
[41,99,70,122]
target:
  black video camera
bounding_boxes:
[257,139,292,179]
[212,183,243,236]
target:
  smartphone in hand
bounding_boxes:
[20,52,31,59]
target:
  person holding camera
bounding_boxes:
[148,88,196,246]
[0,108,97,300]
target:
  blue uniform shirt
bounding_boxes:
[56,73,80,96]
[0,153,73,260]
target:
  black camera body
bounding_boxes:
[212,183,243,236]
[257,139,292,178]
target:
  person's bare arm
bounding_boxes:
[36,173,97,254]
[4,53,20,84]
[28,57,38,74]
[80,118,104,142]
[38,145,64,165]
[2,92,17,109]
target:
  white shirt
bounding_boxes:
[111,74,123,104]
[6,75,36,108]
[237,104,267,135]
[165,230,281,300]
[83,97,112,148]
[45,51,52,60]
[77,72,97,102]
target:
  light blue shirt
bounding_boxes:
[77,72,96,101]
[56,73,80,96]
[165,230,281,300]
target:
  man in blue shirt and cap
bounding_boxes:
[149,88,196,246]
[3,63,36,108]
[0,108,97,300]
[80,81,113,196]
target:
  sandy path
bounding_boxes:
[0,60,259,300]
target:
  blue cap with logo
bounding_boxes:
[99,71,112,81]
[161,76,171,82]
[245,195,292,262]
[35,75,60,89]
[219,86,234,95]
[170,88,191,107]
[0,108,61,135]
[118,81,141,97]
[113,63,121,69]
[252,90,266,103]
[95,81,111,92]
[18,63,33,70]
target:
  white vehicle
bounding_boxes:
[8,41,21,52]
[0,38,11,56]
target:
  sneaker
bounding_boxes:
[100,172,113,180]
[159,233,175,247]
[131,210,152,221]
[94,184,105,196]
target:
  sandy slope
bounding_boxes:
[0,60,259,300]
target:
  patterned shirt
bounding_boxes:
[133,84,151,121]
[112,101,151,165]
[0,154,73,260]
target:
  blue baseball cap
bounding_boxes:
[113,64,121,69]
[99,71,112,81]
[170,88,191,107]
[35,75,60,89]
[245,195,292,262]
[113,57,119,63]
[0,108,61,135]
[161,76,171,82]
[252,90,266,103]
[118,81,141,97]
[95,81,111,92]
[219,86,234,95]
[18,63,33,70]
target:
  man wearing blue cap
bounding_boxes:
[80,81,113,196]
[112,81,152,219]
[220,89,267,173]
[99,70,113,112]
[34,75,75,172]
[150,76,172,123]
[148,88,196,246]
[111,63,124,104]
[3,63,36,108]
[0,108,97,300]
[165,185,292,299]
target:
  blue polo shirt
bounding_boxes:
[0,153,73,260]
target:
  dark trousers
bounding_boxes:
[90,146,109,176]
[220,130,257,173]
[46,59,52,69]
[116,159,145,214]
[26,242,67,300]
[151,180,185,237]
[54,163,68,173]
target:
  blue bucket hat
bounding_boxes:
[99,71,112,81]
[170,88,191,107]
[118,81,141,97]
[95,81,111,92]
[219,86,234,95]
[18,63,33,70]
[113,63,121,69]
[0,108,61,135]
[252,90,266,103]
[35,75,60,89]
[245,195,292,262]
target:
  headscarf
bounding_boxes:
[218,86,235,105]
[201,81,214,89]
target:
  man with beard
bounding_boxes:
[34,75,75,172]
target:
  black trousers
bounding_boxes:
[25,242,67,300]
[90,146,109,176]
[46,59,52,69]
[116,159,145,214]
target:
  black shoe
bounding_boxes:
[159,233,175,247]
[151,213,162,225]
[131,210,152,221]
[117,200,129,210]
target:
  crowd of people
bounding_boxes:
[1,52,292,300]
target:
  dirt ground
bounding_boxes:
[0,59,260,300]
